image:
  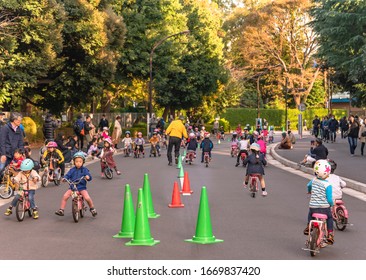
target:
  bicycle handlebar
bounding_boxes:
[63,176,86,186]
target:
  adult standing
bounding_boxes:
[42,113,58,142]
[0,112,24,169]
[111,115,122,149]
[0,111,6,128]
[98,114,109,133]
[328,115,339,143]
[83,115,95,148]
[312,115,320,138]
[347,114,360,156]
[156,117,165,135]
[149,115,157,136]
[339,116,349,138]
[358,117,366,156]
[73,114,85,151]
[165,115,188,166]
[213,118,219,136]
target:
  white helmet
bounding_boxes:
[189,133,195,138]
[313,160,331,180]
[253,131,259,136]
[250,143,260,152]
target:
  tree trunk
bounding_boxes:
[162,106,169,121]
[302,67,321,103]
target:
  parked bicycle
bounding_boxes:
[63,177,88,223]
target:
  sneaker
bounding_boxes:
[262,191,268,196]
[101,172,105,178]
[326,233,334,245]
[33,210,39,219]
[168,162,172,166]
[4,208,12,216]
[55,209,64,216]
[235,162,239,167]
[303,225,310,235]
[90,208,97,217]
[243,181,248,188]
[116,171,121,175]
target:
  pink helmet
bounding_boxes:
[46,141,57,148]
[104,137,112,145]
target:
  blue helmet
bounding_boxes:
[20,159,34,171]
[73,151,85,163]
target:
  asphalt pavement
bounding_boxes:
[0,137,365,260]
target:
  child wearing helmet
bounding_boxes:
[235,135,249,167]
[134,132,145,158]
[42,141,64,177]
[268,126,274,143]
[101,127,110,140]
[149,131,161,157]
[243,143,268,196]
[100,138,121,177]
[121,131,133,157]
[55,152,97,217]
[4,159,41,219]
[304,159,334,245]
[200,133,213,163]
[327,160,346,203]
[186,133,198,162]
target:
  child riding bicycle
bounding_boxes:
[100,138,121,177]
[235,135,249,167]
[134,132,145,157]
[42,141,64,177]
[243,143,268,196]
[327,159,346,202]
[55,152,97,217]
[303,159,334,245]
[200,133,213,163]
[149,130,161,157]
[4,159,41,219]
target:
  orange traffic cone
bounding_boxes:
[180,171,193,196]
[169,181,184,208]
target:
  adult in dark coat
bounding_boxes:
[74,115,85,151]
[98,114,109,132]
[55,132,72,165]
[0,112,24,170]
[347,115,360,156]
[42,113,58,142]
[328,115,339,143]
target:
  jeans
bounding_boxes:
[329,130,336,142]
[307,207,333,232]
[11,190,36,209]
[347,136,357,155]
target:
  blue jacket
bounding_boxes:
[200,138,213,152]
[0,122,24,159]
[64,166,92,191]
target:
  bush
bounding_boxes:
[22,117,37,142]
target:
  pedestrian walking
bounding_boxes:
[166,115,188,166]
[312,116,320,138]
[340,116,349,138]
[347,115,360,156]
[42,113,58,142]
[328,115,339,143]
[73,115,85,151]
[111,115,122,149]
[358,117,366,156]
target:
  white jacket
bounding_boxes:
[328,174,346,200]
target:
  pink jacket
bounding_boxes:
[257,139,267,154]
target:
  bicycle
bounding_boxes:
[0,166,17,199]
[203,152,210,168]
[15,188,34,222]
[240,151,247,167]
[231,145,238,157]
[303,213,328,257]
[332,199,349,231]
[248,173,260,198]
[149,144,160,157]
[41,159,61,187]
[134,145,144,158]
[185,150,195,165]
[63,177,88,223]
[101,158,113,179]
[123,144,133,157]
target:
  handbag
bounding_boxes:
[361,131,366,137]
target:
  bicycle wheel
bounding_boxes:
[309,227,319,257]
[41,172,48,187]
[104,167,113,179]
[16,200,25,222]
[335,207,348,231]
[0,183,13,199]
[54,170,61,186]
[72,199,79,223]
[79,199,85,218]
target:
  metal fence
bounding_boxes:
[79,112,147,128]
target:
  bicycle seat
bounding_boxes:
[312,213,328,220]
[335,199,344,205]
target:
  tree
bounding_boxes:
[224,0,320,107]
[311,0,366,106]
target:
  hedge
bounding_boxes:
[222,108,347,131]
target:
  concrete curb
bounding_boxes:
[270,143,366,194]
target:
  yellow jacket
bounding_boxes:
[42,149,64,164]
[166,120,188,139]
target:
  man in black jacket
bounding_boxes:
[299,139,328,166]
[98,114,109,132]
[43,113,58,142]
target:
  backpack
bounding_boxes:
[73,121,81,134]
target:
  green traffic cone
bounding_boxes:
[126,188,160,246]
[185,186,223,244]
[178,165,184,187]
[113,184,135,239]
[143,173,160,218]
[176,154,182,169]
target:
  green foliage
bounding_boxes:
[306,80,326,108]
[222,108,347,131]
